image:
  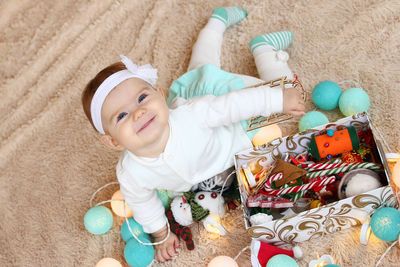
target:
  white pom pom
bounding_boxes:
[249,213,273,226]
[292,245,303,259]
[345,173,381,197]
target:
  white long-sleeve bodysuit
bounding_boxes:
[117,26,292,233]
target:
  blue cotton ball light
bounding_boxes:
[266,254,298,267]
[124,237,154,267]
[312,81,342,110]
[84,206,113,235]
[121,217,149,243]
[370,207,400,241]
[156,189,170,208]
[298,111,329,132]
[339,88,370,116]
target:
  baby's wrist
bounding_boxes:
[151,225,168,240]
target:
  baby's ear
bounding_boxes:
[156,87,165,97]
[100,134,124,151]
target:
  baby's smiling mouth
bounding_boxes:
[137,116,155,133]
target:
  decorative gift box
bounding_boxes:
[234,113,399,246]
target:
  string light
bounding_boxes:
[88,182,171,246]
[110,190,133,217]
[359,206,400,267]
[391,160,400,188]
[95,258,122,267]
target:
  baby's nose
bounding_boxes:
[133,108,146,121]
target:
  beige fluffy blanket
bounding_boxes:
[1,0,399,266]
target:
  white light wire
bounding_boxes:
[90,181,170,246]
[90,181,119,207]
[375,241,397,267]
[214,170,237,232]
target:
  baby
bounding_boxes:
[82,6,305,263]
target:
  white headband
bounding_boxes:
[90,55,158,134]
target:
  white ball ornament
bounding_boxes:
[208,256,238,267]
[345,173,382,197]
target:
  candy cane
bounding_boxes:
[264,173,284,188]
[298,158,343,171]
[306,162,381,179]
[264,174,336,196]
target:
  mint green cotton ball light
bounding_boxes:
[298,111,329,132]
[339,88,370,116]
[266,254,298,267]
[124,237,154,267]
[120,217,149,243]
[156,189,170,208]
[370,207,400,242]
[312,81,342,110]
[84,206,113,235]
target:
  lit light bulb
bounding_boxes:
[392,160,400,188]
[111,190,133,217]
[360,221,372,245]
[203,215,227,235]
[252,124,282,147]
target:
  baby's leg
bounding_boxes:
[249,31,294,83]
[187,7,247,71]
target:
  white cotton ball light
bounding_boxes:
[252,124,282,146]
[95,258,122,267]
[392,161,400,188]
[208,256,238,267]
[111,190,133,217]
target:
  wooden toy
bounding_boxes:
[308,126,360,161]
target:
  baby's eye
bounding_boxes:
[117,112,127,122]
[138,93,148,103]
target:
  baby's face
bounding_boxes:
[101,78,170,157]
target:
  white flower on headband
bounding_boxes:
[120,55,158,86]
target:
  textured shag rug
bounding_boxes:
[1,0,399,266]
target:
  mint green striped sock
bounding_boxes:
[210,7,247,28]
[249,31,294,52]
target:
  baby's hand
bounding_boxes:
[153,228,180,263]
[282,87,306,117]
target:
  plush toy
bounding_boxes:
[166,210,194,250]
[170,191,227,235]
[170,194,196,226]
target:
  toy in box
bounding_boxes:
[234,112,399,246]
